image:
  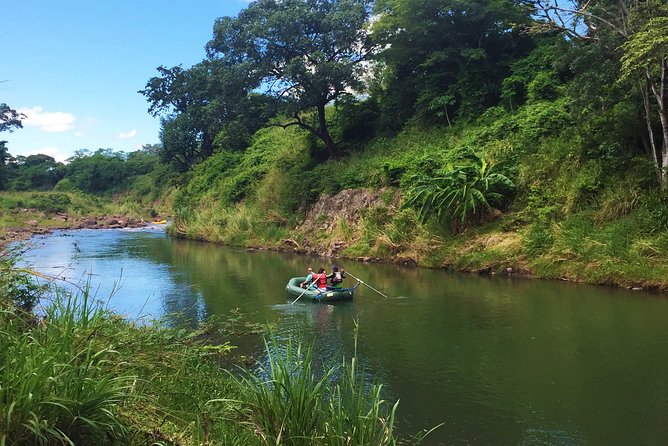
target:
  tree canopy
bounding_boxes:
[205,0,374,157]
[0,103,24,134]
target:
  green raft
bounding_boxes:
[285,277,357,302]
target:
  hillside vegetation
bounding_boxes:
[3,0,668,290]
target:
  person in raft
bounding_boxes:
[312,268,328,291]
[299,267,314,288]
[327,265,346,289]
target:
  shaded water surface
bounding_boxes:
[19,228,668,445]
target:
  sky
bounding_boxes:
[3,1,249,162]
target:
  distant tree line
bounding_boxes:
[0,146,161,194]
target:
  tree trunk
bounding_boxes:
[647,59,668,190]
[640,78,661,182]
[316,103,337,157]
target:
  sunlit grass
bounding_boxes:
[219,330,399,446]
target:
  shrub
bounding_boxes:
[26,192,72,212]
[403,150,515,230]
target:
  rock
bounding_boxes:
[27,220,38,227]
[282,239,300,248]
[631,287,642,291]
[105,218,119,226]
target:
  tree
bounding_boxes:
[0,103,24,189]
[621,14,668,188]
[532,0,668,188]
[141,60,276,168]
[8,154,64,190]
[0,103,24,133]
[0,141,9,190]
[206,0,374,157]
[65,149,127,193]
[372,0,534,129]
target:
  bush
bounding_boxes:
[53,178,77,192]
[26,192,72,212]
[403,150,515,230]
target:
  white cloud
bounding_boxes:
[18,106,76,132]
[117,129,137,140]
[24,146,70,163]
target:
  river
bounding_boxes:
[18,227,668,445]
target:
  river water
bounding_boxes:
[18,227,668,445]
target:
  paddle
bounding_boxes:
[344,271,391,299]
[290,273,326,305]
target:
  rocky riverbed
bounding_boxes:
[0,211,150,247]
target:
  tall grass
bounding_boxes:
[0,290,131,445]
[222,330,398,446]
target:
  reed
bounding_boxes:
[221,331,398,446]
[0,289,131,445]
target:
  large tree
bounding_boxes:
[141,60,276,168]
[371,0,533,129]
[206,0,374,157]
[7,154,64,191]
[0,103,24,133]
[533,0,668,188]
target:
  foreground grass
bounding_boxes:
[0,284,404,445]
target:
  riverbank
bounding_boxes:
[0,211,151,246]
[0,190,170,247]
[170,186,668,294]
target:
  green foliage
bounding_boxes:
[53,177,77,192]
[500,37,567,109]
[0,291,131,445]
[206,0,373,156]
[372,0,534,128]
[620,15,668,82]
[27,192,72,212]
[403,150,515,229]
[524,221,554,256]
[5,154,65,191]
[0,249,45,311]
[0,103,24,133]
[223,332,398,446]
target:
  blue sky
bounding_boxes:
[3,1,248,162]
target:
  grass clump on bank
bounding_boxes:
[226,330,398,446]
[0,287,131,445]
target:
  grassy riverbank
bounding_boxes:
[167,119,668,293]
[0,256,404,445]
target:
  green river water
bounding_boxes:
[20,227,668,445]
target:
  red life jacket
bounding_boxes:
[314,273,327,288]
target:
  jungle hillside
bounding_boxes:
[3,0,668,291]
